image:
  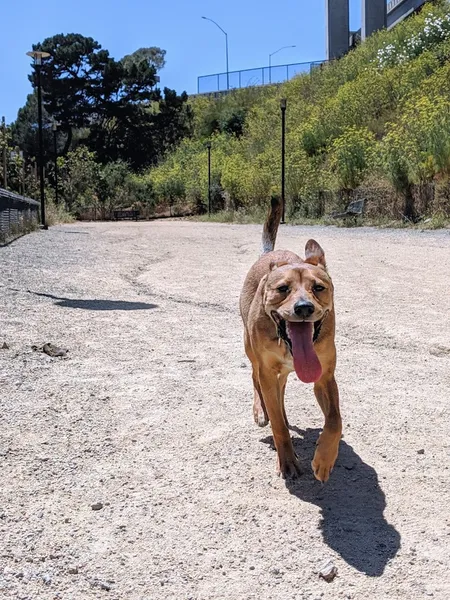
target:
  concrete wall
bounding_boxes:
[326,0,350,60]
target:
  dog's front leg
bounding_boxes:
[312,374,342,483]
[259,367,301,479]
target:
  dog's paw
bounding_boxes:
[277,453,303,480]
[253,404,269,427]
[311,438,338,483]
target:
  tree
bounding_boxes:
[28,34,158,155]
[10,92,53,161]
[152,89,193,158]
[57,146,99,212]
[85,87,192,170]
[24,34,192,170]
[121,47,166,72]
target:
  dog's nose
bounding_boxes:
[294,300,315,318]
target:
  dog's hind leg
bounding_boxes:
[252,368,269,427]
[244,332,269,427]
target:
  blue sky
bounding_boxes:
[1,0,361,124]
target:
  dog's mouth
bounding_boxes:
[271,312,324,383]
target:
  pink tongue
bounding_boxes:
[287,322,322,383]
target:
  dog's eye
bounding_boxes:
[277,285,290,294]
[313,284,326,293]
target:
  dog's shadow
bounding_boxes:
[261,428,401,576]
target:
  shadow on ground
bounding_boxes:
[261,428,400,576]
[27,291,158,311]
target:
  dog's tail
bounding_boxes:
[261,195,282,255]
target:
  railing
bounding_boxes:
[197,60,326,94]
[388,0,406,10]
[0,188,40,244]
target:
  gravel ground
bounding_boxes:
[0,221,449,600]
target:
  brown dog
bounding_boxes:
[240,197,341,482]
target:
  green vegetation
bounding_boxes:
[2,34,190,221]
[2,4,450,227]
[149,1,450,225]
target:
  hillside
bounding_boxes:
[146,1,450,224]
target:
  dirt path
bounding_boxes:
[0,221,449,600]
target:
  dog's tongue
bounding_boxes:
[287,322,322,383]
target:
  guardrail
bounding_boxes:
[0,188,40,244]
[197,60,326,94]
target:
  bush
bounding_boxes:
[146,1,450,223]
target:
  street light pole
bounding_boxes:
[280,98,287,224]
[202,16,229,90]
[269,45,296,84]
[1,116,7,189]
[27,50,50,229]
[206,141,212,215]
[225,32,229,91]
[52,122,59,205]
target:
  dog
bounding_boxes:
[239,197,341,482]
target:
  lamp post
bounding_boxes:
[1,116,7,189]
[52,121,59,205]
[269,45,296,84]
[205,141,212,215]
[280,98,287,224]
[26,50,50,229]
[202,16,229,90]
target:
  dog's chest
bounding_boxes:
[278,340,294,373]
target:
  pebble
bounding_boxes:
[318,559,337,582]
[91,502,104,511]
[91,579,113,591]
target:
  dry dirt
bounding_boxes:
[0,220,449,600]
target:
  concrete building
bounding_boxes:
[326,0,429,60]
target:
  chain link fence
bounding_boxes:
[197,60,326,94]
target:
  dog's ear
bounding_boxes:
[259,274,269,298]
[269,260,288,271]
[304,239,326,268]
